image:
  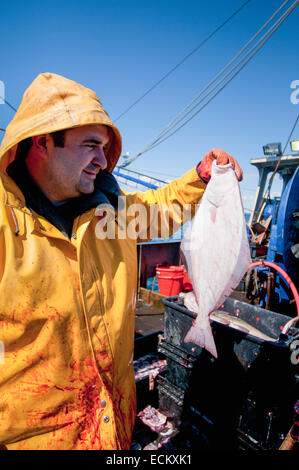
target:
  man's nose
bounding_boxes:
[92,148,107,170]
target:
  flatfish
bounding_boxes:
[180,161,251,358]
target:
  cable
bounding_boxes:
[121,0,298,167]
[253,111,299,222]
[0,75,18,115]
[0,93,17,133]
[113,0,252,122]
[266,112,299,198]
[2,99,17,113]
[151,8,295,149]
[150,2,298,149]
[0,92,17,113]
[148,0,290,146]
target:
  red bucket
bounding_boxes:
[156,265,184,296]
[183,271,193,292]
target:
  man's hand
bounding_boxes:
[197,149,243,183]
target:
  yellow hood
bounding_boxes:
[0,72,122,173]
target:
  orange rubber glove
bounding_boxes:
[197,148,243,183]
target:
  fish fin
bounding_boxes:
[184,322,218,359]
[182,291,198,313]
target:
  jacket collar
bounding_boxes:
[3,158,122,240]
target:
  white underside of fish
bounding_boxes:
[180,161,252,358]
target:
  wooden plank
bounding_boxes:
[138,287,166,311]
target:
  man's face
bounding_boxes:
[45,124,110,201]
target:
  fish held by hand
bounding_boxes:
[180,161,251,358]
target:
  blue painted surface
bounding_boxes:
[265,166,299,304]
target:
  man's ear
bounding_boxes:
[31,135,52,156]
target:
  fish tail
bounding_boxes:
[184,323,218,358]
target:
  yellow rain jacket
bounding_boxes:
[0,73,206,450]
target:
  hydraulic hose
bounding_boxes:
[247,261,299,317]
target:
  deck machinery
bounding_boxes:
[247,151,299,313]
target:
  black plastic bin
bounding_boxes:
[157,295,299,450]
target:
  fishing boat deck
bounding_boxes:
[135,301,164,336]
[135,288,165,336]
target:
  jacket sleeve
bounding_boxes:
[121,167,206,243]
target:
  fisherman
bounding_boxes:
[0,73,242,450]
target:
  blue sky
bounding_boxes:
[0,0,298,211]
